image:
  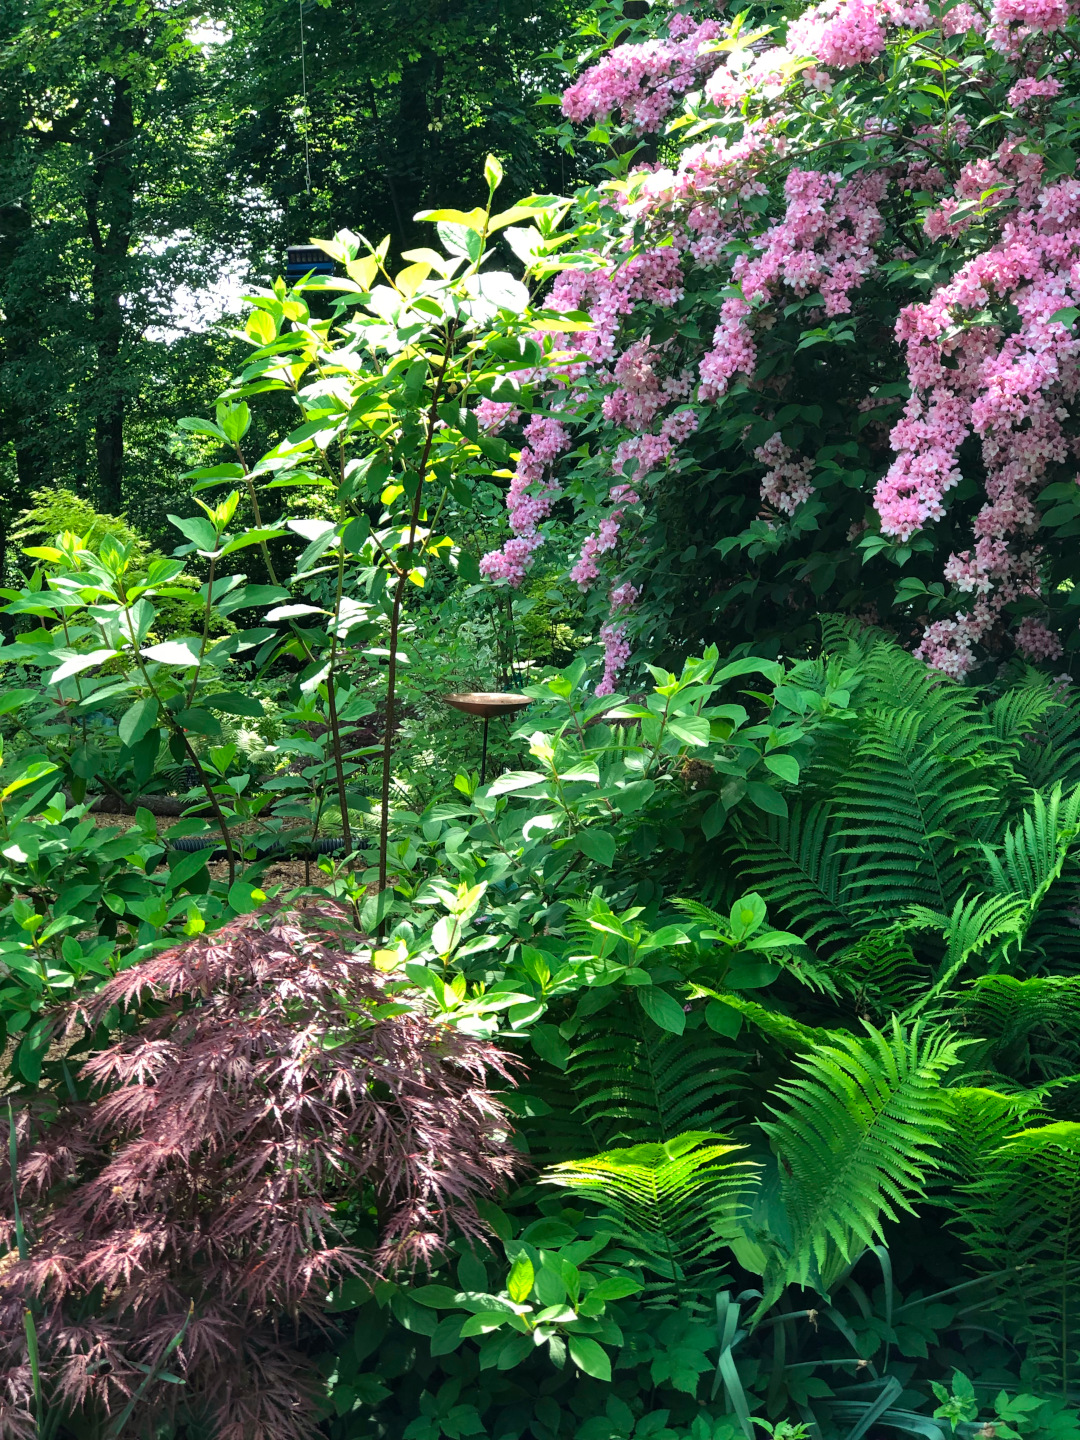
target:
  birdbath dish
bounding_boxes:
[442,692,532,783]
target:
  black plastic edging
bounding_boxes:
[169,835,349,858]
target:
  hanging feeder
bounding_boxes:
[443,692,532,784]
[285,244,334,286]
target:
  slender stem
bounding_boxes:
[234,442,279,586]
[120,605,237,884]
[325,541,353,853]
[378,320,459,905]
[187,554,217,708]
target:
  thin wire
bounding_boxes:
[299,0,312,194]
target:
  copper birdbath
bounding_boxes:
[443,692,532,783]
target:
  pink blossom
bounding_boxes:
[595,621,632,696]
[1015,615,1063,660]
[699,168,886,400]
[787,0,888,68]
[755,434,816,515]
[876,173,1080,664]
[562,18,724,133]
[610,581,641,611]
[1008,75,1063,109]
[989,0,1074,51]
[474,399,521,433]
[479,416,572,585]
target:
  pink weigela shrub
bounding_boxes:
[478,0,1080,686]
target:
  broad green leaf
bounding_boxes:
[174,708,221,736]
[577,829,616,867]
[530,1023,570,1070]
[266,604,326,621]
[746,781,788,818]
[637,986,686,1035]
[2,761,58,801]
[228,880,267,915]
[218,527,288,557]
[507,1254,535,1304]
[168,514,219,552]
[730,892,767,940]
[0,690,36,716]
[588,1276,643,1301]
[667,715,711,747]
[486,770,547,796]
[567,1335,611,1381]
[48,649,117,684]
[410,1285,465,1309]
[142,640,202,667]
[204,692,266,718]
[167,848,212,892]
[764,753,800,785]
[459,1312,509,1337]
[702,800,727,840]
[484,154,504,190]
[118,697,159,748]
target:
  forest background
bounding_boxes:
[8,0,1080,1438]
[0,0,580,536]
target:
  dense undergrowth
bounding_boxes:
[7,0,1080,1432]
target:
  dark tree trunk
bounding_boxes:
[0,150,50,494]
[86,73,135,513]
[391,50,432,250]
[611,1,658,164]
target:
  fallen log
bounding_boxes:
[65,791,200,817]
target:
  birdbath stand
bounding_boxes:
[443,692,532,783]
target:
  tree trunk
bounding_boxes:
[86,73,135,513]
[391,51,432,250]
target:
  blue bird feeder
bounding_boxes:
[286,244,334,286]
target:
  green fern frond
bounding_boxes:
[982,784,1080,906]
[729,802,860,951]
[1016,685,1080,790]
[831,925,927,1017]
[958,975,1080,1080]
[759,1018,959,1302]
[837,708,1001,916]
[568,1002,745,1145]
[541,1131,758,1307]
[944,1121,1080,1394]
[939,1086,1046,1183]
[674,898,727,930]
[818,613,878,658]
[903,894,1030,999]
[688,984,842,1053]
[855,643,989,761]
[990,674,1061,749]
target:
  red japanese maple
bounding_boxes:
[0,904,520,1440]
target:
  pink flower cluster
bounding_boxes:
[787,0,891,69]
[700,168,886,400]
[474,399,521,433]
[595,581,642,697]
[546,248,686,365]
[881,175,1080,672]
[922,137,1044,241]
[482,250,689,588]
[755,434,816,516]
[562,17,724,133]
[1008,75,1063,109]
[478,415,570,584]
[1015,614,1064,661]
[483,0,1079,690]
[989,0,1076,51]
